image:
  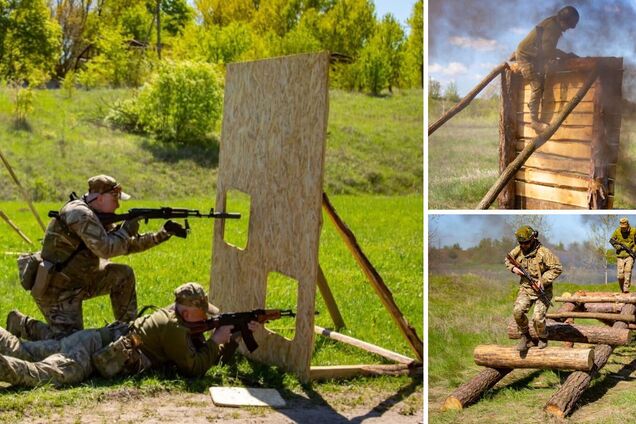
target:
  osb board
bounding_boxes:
[210,52,330,382]
[209,387,286,407]
[515,181,589,208]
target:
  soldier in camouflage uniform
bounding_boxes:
[505,226,562,352]
[0,283,259,387]
[8,175,185,341]
[609,217,636,293]
[515,6,579,134]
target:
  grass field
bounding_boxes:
[429,272,636,423]
[428,98,636,209]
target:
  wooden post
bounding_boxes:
[507,319,632,346]
[498,67,518,208]
[473,345,594,371]
[322,193,423,362]
[476,68,600,209]
[0,210,33,245]
[0,148,46,232]
[544,304,636,417]
[429,62,508,136]
[442,367,513,411]
[316,265,345,330]
[546,312,636,322]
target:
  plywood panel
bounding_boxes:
[210,52,330,382]
[515,181,589,208]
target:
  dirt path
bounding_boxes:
[17,386,423,424]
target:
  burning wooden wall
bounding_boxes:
[498,57,623,209]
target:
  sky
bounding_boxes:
[429,0,636,99]
[429,214,636,249]
[372,0,416,28]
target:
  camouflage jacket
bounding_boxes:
[610,227,636,259]
[40,199,171,278]
[132,308,220,377]
[505,243,562,288]
[516,15,566,64]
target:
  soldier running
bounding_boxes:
[609,217,636,293]
[505,226,562,352]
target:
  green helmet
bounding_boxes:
[515,225,537,243]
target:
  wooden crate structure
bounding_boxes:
[498,57,623,209]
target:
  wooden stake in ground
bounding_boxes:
[0,148,46,232]
[476,68,600,209]
[0,210,33,245]
[429,62,508,136]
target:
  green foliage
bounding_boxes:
[443,81,460,102]
[161,0,193,35]
[195,0,255,27]
[172,21,253,64]
[11,83,33,125]
[60,70,76,98]
[135,61,223,144]
[402,0,423,88]
[429,77,441,99]
[316,0,376,57]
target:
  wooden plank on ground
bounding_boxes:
[515,181,589,208]
[309,364,421,380]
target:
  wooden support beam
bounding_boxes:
[580,302,624,314]
[545,304,636,418]
[473,345,594,371]
[0,148,46,232]
[546,312,636,322]
[314,325,414,365]
[322,193,423,362]
[429,62,508,136]
[555,294,636,304]
[316,266,345,330]
[309,363,421,380]
[507,319,632,346]
[498,67,518,208]
[442,367,513,411]
[0,210,33,245]
[476,68,600,209]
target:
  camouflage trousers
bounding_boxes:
[617,256,634,292]
[517,58,545,121]
[513,285,553,338]
[0,326,102,387]
[24,261,137,341]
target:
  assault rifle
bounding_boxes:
[183,309,296,353]
[48,207,241,238]
[610,237,636,260]
[506,253,554,307]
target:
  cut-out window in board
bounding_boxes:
[222,189,251,250]
[265,271,298,341]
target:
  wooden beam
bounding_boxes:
[314,325,414,365]
[498,68,517,208]
[322,193,423,362]
[309,363,421,380]
[555,294,636,304]
[546,312,636,322]
[474,345,594,371]
[514,181,588,208]
[429,62,508,135]
[507,319,632,346]
[316,266,345,330]
[442,367,513,411]
[476,68,600,209]
[0,210,33,245]
[515,168,590,189]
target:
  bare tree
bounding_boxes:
[586,215,616,285]
[503,215,553,245]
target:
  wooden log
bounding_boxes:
[546,312,636,322]
[309,363,421,380]
[581,302,624,314]
[0,210,33,245]
[507,319,632,346]
[429,62,508,135]
[316,266,345,330]
[557,301,579,347]
[498,68,518,208]
[322,193,423,362]
[474,345,594,371]
[545,303,636,418]
[314,325,414,365]
[442,367,513,411]
[476,68,599,209]
[555,294,636,304]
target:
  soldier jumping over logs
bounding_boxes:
[505,226,562,352]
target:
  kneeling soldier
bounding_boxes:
[0,283,260,387]
[505,226,562,352]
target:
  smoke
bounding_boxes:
[430,0,636,100]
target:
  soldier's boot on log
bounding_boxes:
[618,278,626,294]
[537,338,548,349]
[517,331,532,352]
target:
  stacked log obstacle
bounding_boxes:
[443,290,636,416]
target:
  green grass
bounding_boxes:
[428,98,636,209]
[0,87,422,201]
[0,196,422,419]
[429,272,636,423]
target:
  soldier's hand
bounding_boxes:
[163,220,184,236]
[536,279,544,290]
[247,321,262,332]
[121,217,141,236]
[512,267,524,276]
[212,325,233,345]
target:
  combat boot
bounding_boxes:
[517,332,532,352]
[537,338,548,349]
[6,310,27,339]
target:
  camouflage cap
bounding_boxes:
[86,175,131,200]
[515,225,536,243]
[620,217,630,228]
[174,282,220,315]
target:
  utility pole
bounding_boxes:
[156,0,161,60]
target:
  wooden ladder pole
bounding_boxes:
[476,67,600,209]
[0,148,46,232]
[0,210,33,245]
[316,265,345,330]
[322,192,423,362]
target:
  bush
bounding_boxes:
[105,97,143,133]
[135,61,224,144]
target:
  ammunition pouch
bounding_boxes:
[91,333,151,378]
[17,252,42,291]
[32,260,55,299]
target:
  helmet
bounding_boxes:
[557,6,579,29]
[515,225,538,243]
